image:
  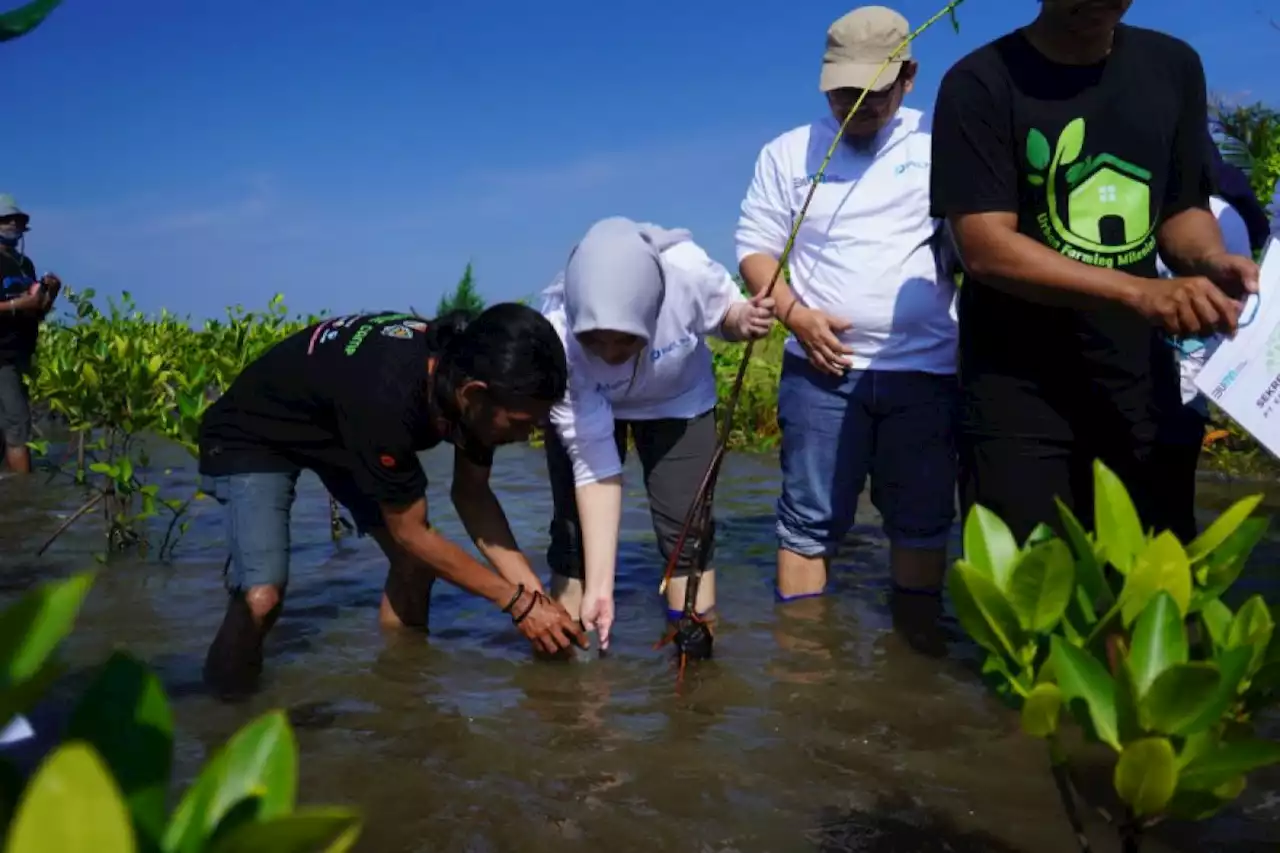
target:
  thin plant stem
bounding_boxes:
[36,491,104,556]
[1047,744,1093,853]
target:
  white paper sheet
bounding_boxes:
[1194,237,1280,456]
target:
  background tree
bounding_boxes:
[436,263,487,317]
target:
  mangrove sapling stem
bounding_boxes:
[1047,742,1093,853]
[36,491,104,556]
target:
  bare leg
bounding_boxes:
[4,445,30,474]
[203,584,282,699]
[371,530,435,630]
[664,570,716,616]
[776,549,828,599]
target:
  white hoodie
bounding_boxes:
[541,217,744,486]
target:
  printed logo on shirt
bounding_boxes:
[791,173,852,189]
[894,160,928,175]
[1024,118,1158,270]
[379,453,399,469]
[381,324,414,340]
[343,313,417,356]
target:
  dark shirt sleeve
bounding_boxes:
[1160,43,1213,221]
[930,63,1019,218]
[334,399,428,507]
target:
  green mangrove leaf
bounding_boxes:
[67,651,174,843]
[1178,646,1252,734]
[1194,518,1269,608]
[162,711,298,853]
[1021,682,1063,738]
[1093,460,1145,574]
[1055,497,1111,607]
[1120,532,1192,627]
[1006,538,1074,632]
[0,0,62,43]
[1114,737,1178,817]
[1113,654,1143,744]
[1227,595,1274,675]
[1200,599,1235,652]
[962,504,1019,588]
[948,561,1025,661]
[1165,787,1237,821]
[1023,523,1056,548]
[6,742,137,851]
[1143,663,1223,736]
[0,572,94,690]
[1026,128,1051,171]
[1058,118,1086,166]
[207,809,362,853]
[1187,494,1263,563]
[1128,591,1187,697]
[1179,738,1280,792]
[1050,636,1120,750]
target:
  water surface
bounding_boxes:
[2,443,1279,853]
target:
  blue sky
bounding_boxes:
[8,0,1278,321]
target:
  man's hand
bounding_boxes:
[787,305,853,375]
[722,296,775,341]
[1198,252,1259,300]
[580,585,615,651]
[511,588,588,654]
[1133,276,1244,338]
[39,273,61,304]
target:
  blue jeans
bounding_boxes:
[201,470,383,592]
[776,354,958,556]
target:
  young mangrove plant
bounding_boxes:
[951,459,1280,851]
[0,573,362,851]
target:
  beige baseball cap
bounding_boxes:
[820,6,911,93]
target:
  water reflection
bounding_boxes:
[0,442,1277,851]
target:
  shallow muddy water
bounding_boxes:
[2,442,1279,852]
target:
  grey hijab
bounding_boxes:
[563,216,692,344]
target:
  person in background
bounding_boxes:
[1156,148,1273,542]
[198,304,587,698]
[0,194,61,475]
[930,0,1258,545]
[734,6,958,652]
[541,216,773,651]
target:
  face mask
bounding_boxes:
[0,230,21,247]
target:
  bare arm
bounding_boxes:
[450,447,546,594]
[948,212,1148,309]
[576,476,623,594]
[739,253,801,323]
[381,496,517,607]
[1157,207,1230,278]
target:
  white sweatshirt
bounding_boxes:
[542,239,744,486]
[734,106,956,373]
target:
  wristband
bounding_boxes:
[501,583,524,614]
[512,590,540,625]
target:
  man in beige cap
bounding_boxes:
[735,6,958,656]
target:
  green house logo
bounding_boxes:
[1025,118,1158,265]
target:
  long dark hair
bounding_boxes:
[435,303,567,407]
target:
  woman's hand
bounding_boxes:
[580,585,615,651]
[509,587,588,654]
[723,296,776,341]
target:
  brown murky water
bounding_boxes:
[2,440,1279,853]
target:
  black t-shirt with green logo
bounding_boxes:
[930,25,1211,438]
[198,312,494,507]
[0,250,39,366]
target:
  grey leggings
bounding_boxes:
[545,409,718,580]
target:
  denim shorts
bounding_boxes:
[776,353,958,556]
[0,362,31,448]
[201,468,384,592]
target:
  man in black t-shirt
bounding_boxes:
[929,0,1259,544]
[198,305,587,697]
[0,195,61,474]
[931,1,1259,545]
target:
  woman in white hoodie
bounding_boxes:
[541,217,773,649]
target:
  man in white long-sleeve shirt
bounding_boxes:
[735,6,958,651]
